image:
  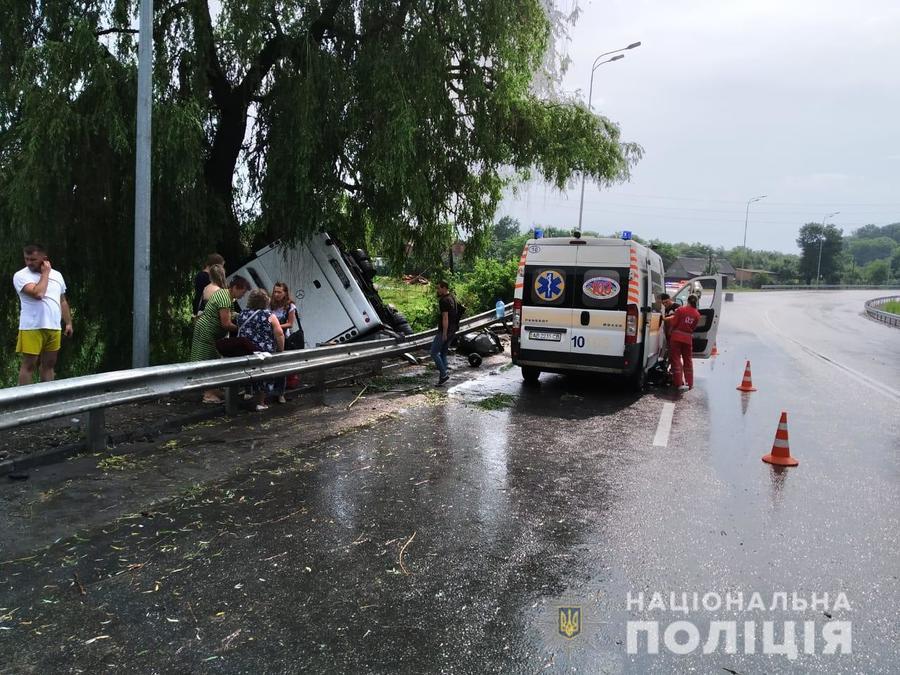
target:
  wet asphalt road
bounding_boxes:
[1,290,898,673]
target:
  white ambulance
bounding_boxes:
[229,232,388,346]
[510,233,722,389]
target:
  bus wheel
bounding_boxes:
[522,367,541,384]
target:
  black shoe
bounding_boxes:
[437,374,450,386]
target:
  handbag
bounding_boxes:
[215,311,261,357]
[215,335,257,357]
[284,325,305,350]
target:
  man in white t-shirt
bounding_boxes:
[13,244,73,385]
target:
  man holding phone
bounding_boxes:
[13,243,73,385]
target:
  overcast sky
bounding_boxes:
[497,0,900,253]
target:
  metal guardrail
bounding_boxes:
[864,296,900,328]
[0,305,512,436]
[761,284,900,290]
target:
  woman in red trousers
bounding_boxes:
[665,294,701,391]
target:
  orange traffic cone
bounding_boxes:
[736,360,757,392]
[711,343,719,356]
[762,412,799,466]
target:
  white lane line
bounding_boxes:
[653,402,676,447]
[764,310,900,404]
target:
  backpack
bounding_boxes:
[452,295,466,324]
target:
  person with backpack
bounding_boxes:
[431,281,463,386]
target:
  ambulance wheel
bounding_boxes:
[521,367,541,384]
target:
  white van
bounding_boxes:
[229,232,388,347]
[511,234,722,389]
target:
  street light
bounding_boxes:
[132,0,153,367]
[576,41,642,232]
[815,211,839,287]
[739,195,767,287]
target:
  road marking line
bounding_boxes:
[764,311,900,404]
[653,402,676,447]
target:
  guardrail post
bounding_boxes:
[225,385,241,415]
[370,358,383,376]
[86,409,107,451]
[312,371,327,405]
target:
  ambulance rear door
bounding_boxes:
[569,244,630,364]
[519,243,578,357]
[673,274,723,358]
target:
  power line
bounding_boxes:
[571,191,900,207]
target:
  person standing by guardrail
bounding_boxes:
[192,253,225,316]
[431,281,457,386]
[13,244,73,385]
[190,275,250,403]
[236,288,285,411]
[270,281,300,404]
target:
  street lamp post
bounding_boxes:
[815,211,840,287]
[132,0,153,368]
[739,195,766,287]
[576,41,641,232]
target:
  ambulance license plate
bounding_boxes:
[529,331,562,342]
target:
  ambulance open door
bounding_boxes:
[672,274,723,358]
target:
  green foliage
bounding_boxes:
[648,240,678,268]
[846,237,897,266]
[882,301,900,315]
[454,257,519,313]
[862,259,890,285]
[487,216,523,259]
[796,223,843,284]
[749,272,772,289]
[848,223,900,245]
[1,0,639,375]
[373,277,435,333]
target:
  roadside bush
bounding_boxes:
[454,257,518,314]
[404,294,439,333]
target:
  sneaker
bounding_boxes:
[277,395,287,404]
[678,385,690,392]
[255,404,269,412]
[437,374,450,386]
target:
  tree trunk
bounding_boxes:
[204,97,248,266]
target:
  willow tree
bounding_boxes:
[0,0,639,373]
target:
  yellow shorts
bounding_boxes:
[16,329,61,355]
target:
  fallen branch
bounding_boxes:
[398,531,416,575]
[347,385,368,409]
[259,551,288,562]
[72,572,86,597]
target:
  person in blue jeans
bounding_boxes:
[431,281,457,386]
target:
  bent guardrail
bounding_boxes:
[0,305,511,438]
[864,296,900,328]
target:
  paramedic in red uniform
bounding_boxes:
[665,294,701,391]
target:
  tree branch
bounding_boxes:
[310,0,358,43]
[189,0,233,107]
[95,28,138,37]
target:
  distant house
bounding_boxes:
[733,268,775,283]
[666,257,736,285]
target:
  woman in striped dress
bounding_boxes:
[190,275,251,402]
